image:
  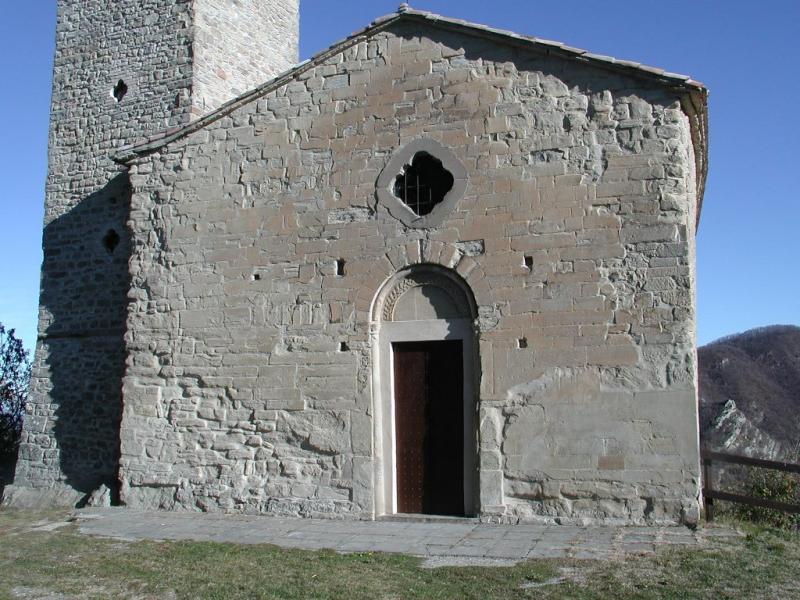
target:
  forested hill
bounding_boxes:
[699,325,800,460]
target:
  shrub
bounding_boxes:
[0,324,30,462]
[732,468,800,530]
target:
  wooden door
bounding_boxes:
[393,340,464,516]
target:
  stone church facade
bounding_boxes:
[7,2,708,525]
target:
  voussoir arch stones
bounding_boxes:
[353,239,490,325]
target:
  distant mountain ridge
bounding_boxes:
[699,324,800,461]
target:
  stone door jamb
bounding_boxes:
[369,265,478,518]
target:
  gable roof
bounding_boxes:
[114,5,708,216]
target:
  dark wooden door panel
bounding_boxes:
[394,345,426,514]
[393,340,464,516]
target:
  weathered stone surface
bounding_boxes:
[193,0,298,115]
[113,20,702,523]
[12,6,704,525]
[9,0,299,507]
[86,484,113,508]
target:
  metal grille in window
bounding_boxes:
[393,152,454,216]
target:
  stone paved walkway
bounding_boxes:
[73,508,741,566]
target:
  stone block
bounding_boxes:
[586,344,639,366]
[480,470,505,507]
[621,225,678,244]
[598,455,625,470]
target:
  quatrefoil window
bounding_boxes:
[393,152,454,217]
[376,139,467,229]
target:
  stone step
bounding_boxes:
[378,513,480,525]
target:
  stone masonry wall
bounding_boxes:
[11,0,196,505]
[193,0,300,115]
[119,23,701,523]
[10,0,300,506]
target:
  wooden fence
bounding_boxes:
[701,448,800,521]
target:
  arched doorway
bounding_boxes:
[371,264,478,517]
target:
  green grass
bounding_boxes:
[1,509,798,599]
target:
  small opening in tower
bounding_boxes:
[251,273,261,281]
[524,255,534,270]
[335,259,345,276]
[339,341,349,352]
[517,337,528,349]
[112,79,128,103]
[102,229,120,254]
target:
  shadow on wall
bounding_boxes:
[15,173,132,505]
[0,455,15,503]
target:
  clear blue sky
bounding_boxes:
[1,1,798,355]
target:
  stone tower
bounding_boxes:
[7,0,299,506]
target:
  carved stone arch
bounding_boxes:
[354,242,491,324]
[371,263,478,325]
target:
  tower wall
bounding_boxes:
[7,0,299,506]
[193,0,300,115]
